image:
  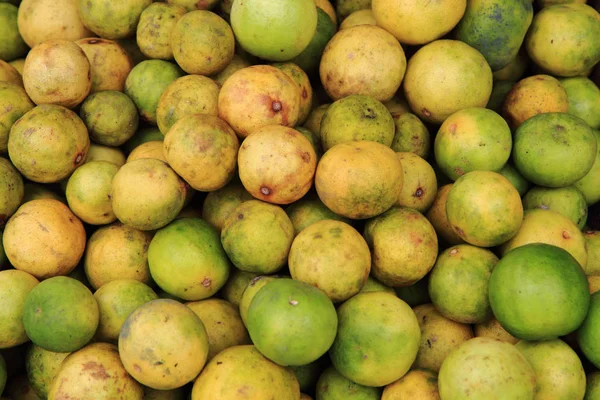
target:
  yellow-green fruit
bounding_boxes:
[238,125,317,205]
[560,76,600,129]
[157,75,220,135]
[493,48,530,82]
[303,103,330,138]
[76,38,134,93]
[201,180,253,233]
[390,113,431,159]
[230,0,317,62]
[148,218,231,301]
[425,184,465,246]
[85,144,126,167]
[22,39,91,108]
[221,200,294,274]
[94,279,158,343]
[8,58,25,75]
[500,208,588,268]
[8,105,89,183]
[446,170,523,247]
[395,152,437,212]
[238,275,279,327]
[83,222,153,290]
[79,91,139,146]
[273,63,313,124]
[360,276,395,294]
[329,292,421,387]
[77,0,153,39]
[4,199,86,279]
[315,140,403,219]
[289,220,371,302]
[0,270,38,348]
[373,0,466,45]
[217,65,301,138]
[340,9,376,29]
[126,141,167,163]
[21,183,66,205]
[186,299,251,361]
[0,82,34,153]
[48,342,143,400]
[382,369,440,400]
[586,371,600,400]
[111,158,187,231]
[0,4,28,62]
[320,25,407,102]
[17,0,92,48]
[413,303,474,373]
[0,59,22,86]
[167,0,220,11]
[66,161,118,225]
[526,3,600,77]
[516,339,586,399]
[164,114,239,192]
[26,345,70,399]
[191,345,301,400]
[315,366,381,399]
[474,317,519,344]
[213,54,251,87]
[119,299,209,390]
[403,39,493,124]
[136,2,186,60]
[218,269,258,308]
[285,194,349,235]
[502,74,569,128]
[171,10,234,75]
[0,157,24,226]
[586,231,600,276]
[364,207,438,287]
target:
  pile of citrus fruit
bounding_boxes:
[0,0,599,398]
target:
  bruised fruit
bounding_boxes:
[513,112,597,187]
[119,299,209,390]
[438,337,536,400]
[23,276,99,352]
[319,25,406,102]
[489,243,589,340]
[320,94,394,151]
[434,107,512,181]
[247,278,337,366]
[221,200,294,274]
[395,152,437,213]
[8,105,89,183]
[372,0,466,45]
[382,369,440,400]
[191,345,301,400]
[17,0,92,48]
[26,345,70,399]
[364,207,438,287]
[217,65,300,138]
[48,342,143,400]
[289,219,371,302]
[428,244,499,324]
[136,2,186,60]
[272,62,313,124]
[76,38,134,93]
[412,304,474,373]
[500,208,588,268]
[0,270,38,349]
[201,180,253,233]
[79,91,138,146]
[315,140,403,219]
[186,298,250,361]
[474,317,518,344]
[390,113,430,158]
[213,54,251,87]
[4,199,86,279]
[237,125,316,204]
[77,0,153,39]
[522,185,588,229]
[148,218,231,301]
[93,279,158,343]
[84,222,153,289]
[446,170,523,247]
[22,39,91,108]
[502,74,569,128]
[65,160,119,225]
[164,114,239,192]
[230,0,317,62]
[403,40,493,124]
[330,292,421,387]
[171,10,235,75]
[111,158,187,231]
[157,75,220,135]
